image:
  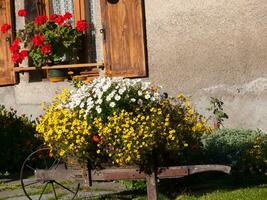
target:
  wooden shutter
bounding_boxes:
[100,0,147,77]
[73,0,86,22]
[0,0,15,86]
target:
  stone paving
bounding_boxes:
[0,177,127,200]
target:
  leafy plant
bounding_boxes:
[8,11,88,67]
[0,105,42,173]
[202,128,267,176]
[207,97,228,128]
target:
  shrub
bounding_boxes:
[36,77,210,173]
[202,128,267,176]
[0,105,41,173]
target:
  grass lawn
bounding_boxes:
[93,172,267,200]
[176,185,267,200]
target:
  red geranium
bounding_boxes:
[49,14,59,21]
[20,50,28,59]
[18,9,27,17]
[55,16,65,25]
[1,23,11,33]
[32,35,44,46]
[34,16,48,26]
[63,12,72,20]
[76,20,88,32]
[91,135,100,143]
[12,53,23,64]
[10,38,21,53]
[41,44,52,55]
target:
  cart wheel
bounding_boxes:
[20,148,80,200]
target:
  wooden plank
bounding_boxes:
[146,172,158,200]
[188,165,231,175]
[74,0,86,23]
[90,167,188,181]
[0,0,15,86]
[34,165,230,182]
[14,63,104,72]
[100,0,147,78]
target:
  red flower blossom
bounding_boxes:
[20,50,28,59]
[13,38,20,46]
[63,12,72,20]
[18,9,27,17]
[9,38,21,53]
[49,14,59,21]
[34,16,48,26]
[41,44,52,55]
[91,135,100,143]
[55,16,65,25]
[12,52,22,64]
[76,20,88,32]
[1,23,11,33]
[32,35,44,46]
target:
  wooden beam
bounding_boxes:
[35,165,231,183]
[14,63,104,72]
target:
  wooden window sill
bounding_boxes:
[14,63,104,72]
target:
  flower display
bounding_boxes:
[1,12,88,67]
[76,20,88,32]
[41,44,52,55]
[34,16,48,26]
[1,23,11,33]
[32,35,44,47]
[63,12,72,20]
[37,77,210,172]
[18,9,27,17]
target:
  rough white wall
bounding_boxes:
[145,0,267,131]
[1,0,267,131]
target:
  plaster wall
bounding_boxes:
[0,0,266,131]
[145,0,267,131]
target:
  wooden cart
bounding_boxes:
[20,148,231,200]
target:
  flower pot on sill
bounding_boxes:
[48,69,66,82]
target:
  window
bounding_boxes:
[0,0,148,85]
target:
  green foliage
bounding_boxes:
[0,105,42,173]
[207,97,228,127]
[202,128,267,176]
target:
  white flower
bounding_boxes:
[130,98,136,102]
[145,94,150,99]
[118,87,126,95]
[96,106,102,114]
[96,99,103,104]
[115,94,121,101]
[137,99,143,104]
[138,91,143,96]
[110,102,116,108]
[80,102,85,108]
[106,95,112,102]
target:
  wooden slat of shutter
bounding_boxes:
[0,0,15,86]
[100,0,147,78]
[73,0,86,23]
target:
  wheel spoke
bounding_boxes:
[54,181,75,194]
[24,180,39,187]
[43,157,48,170]
[26,164,35,171]
[52,182,58,200]
[49,158,61,170]
[38,182,49,200]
